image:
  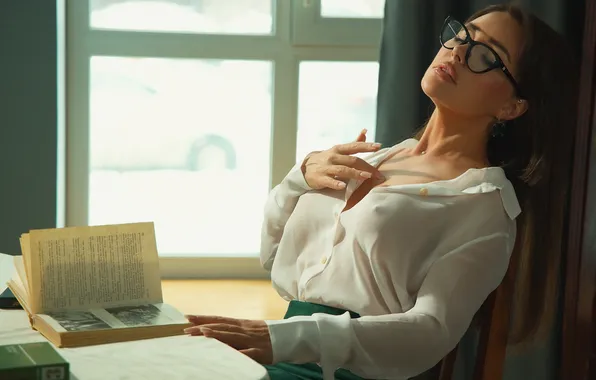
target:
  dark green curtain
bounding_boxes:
[375,1,585,379]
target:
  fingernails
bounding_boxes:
[361,128,368,134]
[371,143,382,148]
[200,327,212,334]
[375,172,385,180]
[183,328,193,334]
[360,172,372,179]
[337,182,347,189]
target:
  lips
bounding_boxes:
[436,63,457,83]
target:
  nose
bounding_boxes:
[451,44,466,65]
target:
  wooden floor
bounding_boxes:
[162,279,289,320]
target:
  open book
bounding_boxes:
[6,222,192,348]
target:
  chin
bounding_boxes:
[421,74,454,107]
[421,77,474,116]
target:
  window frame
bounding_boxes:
[65,0,380,279]
[291,0,384,46]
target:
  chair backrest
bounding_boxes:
[435,240,520,380]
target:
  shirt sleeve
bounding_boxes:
[260,164,312,271]
[265,232,514,380]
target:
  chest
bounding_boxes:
[343,153,461,212]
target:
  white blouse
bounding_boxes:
[261,138,521,380]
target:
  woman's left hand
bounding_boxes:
[184,315,273,365]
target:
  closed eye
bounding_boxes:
[466,22,511,63]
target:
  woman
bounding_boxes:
[184,4,578,380]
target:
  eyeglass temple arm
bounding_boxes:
[501,67,522,98]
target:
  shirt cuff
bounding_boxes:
[266,312,352,380]
[266,316,320,364]
[283,164,312,192]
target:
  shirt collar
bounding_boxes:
[366,140,522,220]
[429,167,521,220]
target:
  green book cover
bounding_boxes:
[0,342,69,380]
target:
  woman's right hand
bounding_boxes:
[301,130,385,190]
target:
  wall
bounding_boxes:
[0,1,59,254]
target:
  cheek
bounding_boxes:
[478,74,508,94]
[463,74,510,110]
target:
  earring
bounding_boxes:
[491,119,507,137]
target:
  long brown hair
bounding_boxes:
[415,4,579,345]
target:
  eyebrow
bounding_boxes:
[467,23,511,62]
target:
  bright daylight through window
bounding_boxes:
[70,0,383,265]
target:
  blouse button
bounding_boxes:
[320,256,328,264]
[419,187,429,196]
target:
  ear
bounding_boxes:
[497,98,528,121]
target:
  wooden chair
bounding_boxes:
[431,239,521,380]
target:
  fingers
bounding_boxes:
[240,348,261,361]
[331,155,384,180]
[333,141,381,156]
[317,176,347,190]
[184,322,246,336]
[302,135,382,191]
[185,323,256,352]
[201,328,252,350]
[326,165,373,181]
[355,128,367,142]
[185,322,244,334]
[185,315,242,326]
[185,321,273,365]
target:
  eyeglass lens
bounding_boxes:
[441,20,498,73]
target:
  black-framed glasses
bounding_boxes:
[440,16,522,98]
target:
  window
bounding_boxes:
[291,0,384,45]
[66,0,381,278]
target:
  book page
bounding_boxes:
[7,277,31,314]
[19,234,33,296]
[28,222,163,314]
[38,303,187,332]
[12,255,30,297]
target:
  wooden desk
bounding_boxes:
[162,279,288,320]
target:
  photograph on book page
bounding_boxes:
[105,304,174,327]
[45,310,112,332]
[41,303,186,332]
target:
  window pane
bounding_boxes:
[296,61,379,163]
[90,0,273,35]
[89,57,272,256]
[320,0,384,18]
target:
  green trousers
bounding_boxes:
[263,300,367,380]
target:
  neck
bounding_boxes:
[415,107,491,163]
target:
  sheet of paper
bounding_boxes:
[27,222,163,314]
[0,252,17,294]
